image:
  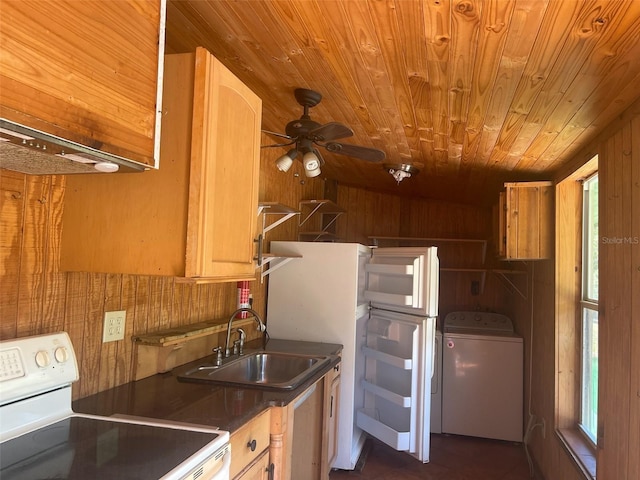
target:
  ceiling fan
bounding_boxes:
[262,88,386,177]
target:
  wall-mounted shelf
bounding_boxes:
[256,202,301,281]
[259,202,300,233]
[299,200,345,242]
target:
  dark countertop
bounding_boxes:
[72,339,342,434]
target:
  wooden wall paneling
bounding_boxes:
[351,188,369,245]
[77,274,106,398]
[16,175,52,336]
[159,277,174,332]
[40,177,65,333]
[597,126,632,480]
[133,276,151,336]
[628,115,640,479]
[63,272,88,379]
[0,171,25,339]
[336,185,357,243]
[173,281,189,327]
[98,273,122,393]
[117,275,138,387]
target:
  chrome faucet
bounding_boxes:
[224,308,266,357]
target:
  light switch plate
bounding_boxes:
[103,310,126,342]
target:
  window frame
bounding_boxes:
[556,156,598,480]
[578,172,598,447]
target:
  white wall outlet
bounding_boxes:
[103,310,126,343]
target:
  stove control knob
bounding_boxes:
[35,350,51,368]
[54,347,69,364]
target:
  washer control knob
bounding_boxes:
[54,347,69,363]
[35,350,51,368]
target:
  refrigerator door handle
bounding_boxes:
[431,335,437,379]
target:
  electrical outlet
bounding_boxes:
[103,310,126,343]
[541,417,546,439]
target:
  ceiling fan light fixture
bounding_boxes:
[384,163,419,184]
[303,150,321,177]
[275,149,298,172]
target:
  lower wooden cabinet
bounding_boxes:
[231,408,271,480]
[268,362,342,480]
[232,363,341,480]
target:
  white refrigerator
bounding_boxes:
[266,241,439,469]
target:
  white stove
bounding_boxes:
[0,332,230,479]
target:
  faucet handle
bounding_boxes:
[236,328,246,355]
[212,346,223,366]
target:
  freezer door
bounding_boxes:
[365,247,439,316]
[356,310,435,463]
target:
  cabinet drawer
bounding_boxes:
[230,409,271,479]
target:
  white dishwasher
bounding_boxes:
[442,312,523,442]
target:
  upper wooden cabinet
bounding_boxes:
[60,48,262,282]
[0,0,165,168]
[494,181,554,260]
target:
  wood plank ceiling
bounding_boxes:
[166,0,640,204]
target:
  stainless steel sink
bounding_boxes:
[178,351,332,390]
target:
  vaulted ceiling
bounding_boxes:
[165,0,640,204]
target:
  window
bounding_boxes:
[556,155,598,479]
[580,173,598,444]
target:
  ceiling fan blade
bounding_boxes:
[323,142,386,162]
[312,147,325,166]
[262,129,294,140]
[309,122,353,142]
[260,139,296,149]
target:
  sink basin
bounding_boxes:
[178,351,332,390]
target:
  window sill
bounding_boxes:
[557,428,596,479]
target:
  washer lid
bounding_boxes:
[443,311,514,333]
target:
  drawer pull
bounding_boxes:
[247,439,257,452]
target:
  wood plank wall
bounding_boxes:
[0,142,324,400]
[598,112,640,480]
[518,98,640,480]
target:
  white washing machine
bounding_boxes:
[442,312,523,442]
[430,329,442,433]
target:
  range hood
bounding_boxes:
[0,118,149,175]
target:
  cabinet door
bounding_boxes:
[235,450,270,480]
[323,365,341,473]
[0,0,164,167]
[502,182,553,260]
[496,191,507,258]
[186,48,261,280]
